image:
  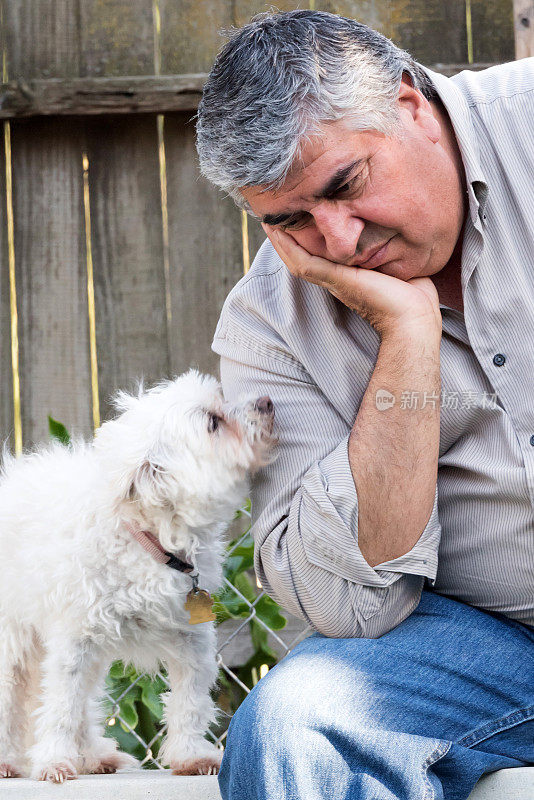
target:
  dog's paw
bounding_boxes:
[88,751,140,774]
[37,761,77,783]
[0,762,22,778]
[171,751,223,776]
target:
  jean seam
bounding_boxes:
[456,705,534,749]
[422,740,452,800]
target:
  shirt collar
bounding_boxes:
[422,66,489,226]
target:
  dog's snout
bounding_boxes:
[254,396,274,415]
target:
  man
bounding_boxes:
[197,10,534,800]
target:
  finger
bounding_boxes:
[262,223,348,287]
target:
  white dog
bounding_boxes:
[0,370,275,782]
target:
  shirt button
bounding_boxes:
[530,435,534,447]
[493,353,506,366]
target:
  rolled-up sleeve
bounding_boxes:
[214,330,442,639]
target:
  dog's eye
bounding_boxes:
[208,414,220,433]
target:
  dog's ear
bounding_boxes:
[128,458,175,509]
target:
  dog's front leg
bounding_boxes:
[78,662,139,775]
[28,632,101,782]
[159,626,223,775]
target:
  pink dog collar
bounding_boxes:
[124,521,197,575]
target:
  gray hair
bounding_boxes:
[196,9,436,209]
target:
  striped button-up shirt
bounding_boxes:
[212,58,534,637]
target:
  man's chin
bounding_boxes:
[375,260,412,280]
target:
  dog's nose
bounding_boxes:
[254,396,274,415]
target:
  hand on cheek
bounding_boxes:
[261,223,313,278]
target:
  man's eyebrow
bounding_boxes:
[261,159,364,226]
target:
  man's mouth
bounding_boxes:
[354,236,396,269]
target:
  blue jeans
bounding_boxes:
[218,591,534,800]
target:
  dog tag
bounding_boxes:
[185,588,216,625]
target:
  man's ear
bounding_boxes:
[397,73,440,143]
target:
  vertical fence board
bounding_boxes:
[160,2,246,377]
[233,1,314,27]
[158,0,234,74]
[163,112,243,378]
[514,0,534,58]
[0,126,14,449]
[79,0,155,77]
[85,115,169,420]
[3,0,81,79]
[10,118,92,445]
[471,0,515,63]
[380,0,468,65]
[309,1,389,32]
[80,1,169,421]
[4,1,94,444]
[314,0,468,65]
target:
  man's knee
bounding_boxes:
[223,637,378,756]
[219,646,450,800]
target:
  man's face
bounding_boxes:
[241,82,466,282]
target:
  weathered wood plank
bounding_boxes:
[305,0,389,34]
[0,60,502,120]
[0,75,206,119]
[84,114,169,421]
[387,0,469,66]
[4,1,95,445]
[513,0,534,58]
[10,117,92,446]
[2,0,81,80]
[471,0,515,64]
[3,0,155,80]
[163,111,244,378]
[314,0,469,65]
[232,0,314,28]
[0,124,15,450]
[158,0,234,75]
[80,1,170,422]
[79,0,154,77]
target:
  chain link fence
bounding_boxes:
[103,502,313,767]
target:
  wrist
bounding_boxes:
[378,317,442,347]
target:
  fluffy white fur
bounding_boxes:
[0,370,275,782]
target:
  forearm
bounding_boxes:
[349,325,442,567]
[218,344,442,639]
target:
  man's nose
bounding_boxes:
[311,206,365,263]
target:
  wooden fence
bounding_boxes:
[0,0,530,452]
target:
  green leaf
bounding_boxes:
[140,678,164,720]
[213,583,250,619]
[222,555,246,583]
[108,660,126,679]
[48,415,71,445]
[118,697,138,731]
[212,598,233,625]
[233,571,256,604]
[254,595,287,630]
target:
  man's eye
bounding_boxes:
[208,414,220,433]
[280,212,313,231]
[328,174,362,199]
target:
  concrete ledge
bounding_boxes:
[0,767,532,799]
[0,771,221,800]
[467,767,534,799]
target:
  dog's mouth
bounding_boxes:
[248,399,277,468]
[252,396,275,437]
